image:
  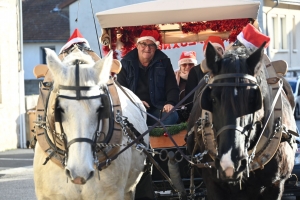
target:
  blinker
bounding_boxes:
[200,74,263,113]
[98,94,110,119]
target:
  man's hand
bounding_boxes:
[142,101,150,109]
[163,104,174,113]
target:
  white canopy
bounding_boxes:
[96,0,260,28]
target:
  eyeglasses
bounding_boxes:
[138,42,157,49]
[181,63,194,67]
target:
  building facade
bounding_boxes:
[0,0,25,151]
[262,0,300,77]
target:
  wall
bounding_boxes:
[0,0,23,151]
[23,42,64,80]
[263,1,300,70]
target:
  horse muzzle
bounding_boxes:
[215,156,247,181]
[65,168,95,185]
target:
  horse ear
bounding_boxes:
[94,50,113,84]
[246,42,266,75]
[205,42,222,75]
[45,48,66,79]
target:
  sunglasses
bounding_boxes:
[181,63,194,67]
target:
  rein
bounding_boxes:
[96,75,209,169]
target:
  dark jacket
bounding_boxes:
[185,64,205,114]
[117,48,179,109]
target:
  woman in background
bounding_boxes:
[175,51,197,122]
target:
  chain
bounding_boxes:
[36,123,62,139]
[96,143,127,148]
[194,150,208,163]
[115,110,133,143]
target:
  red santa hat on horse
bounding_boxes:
[59,29,90,54]
[237,23,270,51]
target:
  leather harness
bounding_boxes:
[193,54,298,170]
[34,61,123,169]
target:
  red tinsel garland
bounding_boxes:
[102,18,251,58]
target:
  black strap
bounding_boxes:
[75,60,80,100]
[67,138,95,148]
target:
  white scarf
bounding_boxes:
[180,72,189,80]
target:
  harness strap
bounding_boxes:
[195,54,286,171]
[35,72,65,168]
[247,54,284,170]
[95,77,123,167]
[67,138,95,148]
[216,125,248,138]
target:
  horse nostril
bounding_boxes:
[65,168,71,178]
[87,171,94,181]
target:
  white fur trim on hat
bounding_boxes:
[178,58,197,67]
[211,42,225,53]
[136,36,160,46]
[59,38,90,54]
[203,42,225,56]
[237,32,257,51]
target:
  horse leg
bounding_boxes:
[258,180,284,200]
[257,142,294,200]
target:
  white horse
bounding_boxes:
[33,47,149,200]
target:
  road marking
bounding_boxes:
[0,166,33,173]
[0,158,33,161]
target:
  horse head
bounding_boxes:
[203,41,267,181]
[44,47,113,184]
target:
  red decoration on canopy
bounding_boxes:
[102,18,251,58]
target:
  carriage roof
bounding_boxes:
[96,0,260,46]
[96,0,260,28]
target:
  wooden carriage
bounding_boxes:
[95,0,260,147]
[95,1,265,199]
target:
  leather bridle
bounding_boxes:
[54,60,110,164]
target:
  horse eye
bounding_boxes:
[211,98,216,103]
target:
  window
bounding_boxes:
[271,15,287,50]
[272,16,278,49]
[279,15,287,49]
[41,47,55,64]
[292,16,297,50]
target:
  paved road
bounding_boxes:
[0,149,35,200]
